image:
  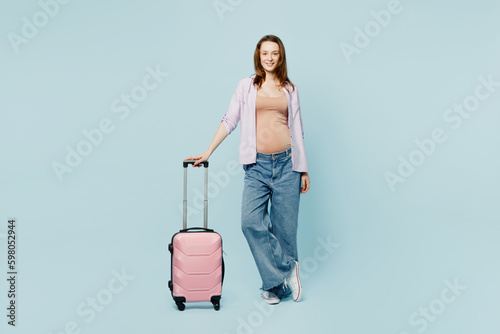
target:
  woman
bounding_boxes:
[185,35,310,304]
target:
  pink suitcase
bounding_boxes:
[168,160,224,311]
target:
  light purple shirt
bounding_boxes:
[221,75,308,173]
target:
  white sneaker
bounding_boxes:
[260,289,280,305]
[285,261,302,302]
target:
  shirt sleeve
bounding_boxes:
[221,80,244,135]
[293,87,305,139]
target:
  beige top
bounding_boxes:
[255,92,291,154]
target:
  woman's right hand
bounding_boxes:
[184,151,210,167]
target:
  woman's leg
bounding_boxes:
[268,153,302,301]
[269,155,301,263]
[241,160,294,291]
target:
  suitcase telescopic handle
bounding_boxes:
[182,159,208,229]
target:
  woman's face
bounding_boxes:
[260,41,280,73]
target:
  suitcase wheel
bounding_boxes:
[211,296,221,311]
[176,301,185,311]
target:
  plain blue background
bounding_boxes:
[1,0,499,333]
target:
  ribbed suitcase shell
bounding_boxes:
[171,231,223,302]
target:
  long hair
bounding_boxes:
[253,35,294,92]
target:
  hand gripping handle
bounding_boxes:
[183,159,209,168]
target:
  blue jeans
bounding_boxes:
[241,147,301,294]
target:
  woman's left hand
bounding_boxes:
[300,172,310,194]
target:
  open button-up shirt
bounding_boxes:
[221,75,308,173]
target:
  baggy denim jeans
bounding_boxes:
[241,147,301,293]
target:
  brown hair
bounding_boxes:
[253,35,294,92]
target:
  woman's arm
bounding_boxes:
[184,122,228,167]
[185,78,247,167]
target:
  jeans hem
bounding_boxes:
[261,261,295,291]
[262,278,286,292]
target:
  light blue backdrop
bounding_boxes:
[1,0,499,333]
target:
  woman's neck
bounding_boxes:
[264,71,278,83]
